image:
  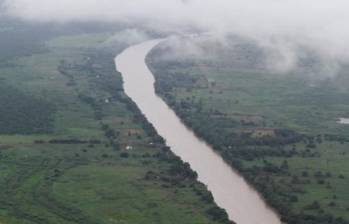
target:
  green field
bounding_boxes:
[149,38,349,224]
[0,22,231,224]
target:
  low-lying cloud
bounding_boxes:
[2,0,349,75]
[104,29,150,46]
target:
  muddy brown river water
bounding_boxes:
[115,39,281,224]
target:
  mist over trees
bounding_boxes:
[3,0,349,70]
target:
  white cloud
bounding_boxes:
[3,0,349,70]
[103,29,150,46]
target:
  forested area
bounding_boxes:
[0,83,55,134]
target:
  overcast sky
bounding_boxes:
[2,0,349,65]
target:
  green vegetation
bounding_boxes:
[148,38,349,224]
[0,22,232,224]
[0,83,55,134]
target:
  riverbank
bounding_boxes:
[115,40,281,224]
[0,22,234,224]
[147,37,349,224]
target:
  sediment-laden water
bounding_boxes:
[115,40,281,224]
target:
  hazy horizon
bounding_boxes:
[2,0,349,76]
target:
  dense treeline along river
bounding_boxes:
[115,39,281,224]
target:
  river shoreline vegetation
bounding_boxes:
[148,37,349,224]
[0,20,232,224]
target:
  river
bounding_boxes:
[115,39,281,224]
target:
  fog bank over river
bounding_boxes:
[115,40,281,224]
